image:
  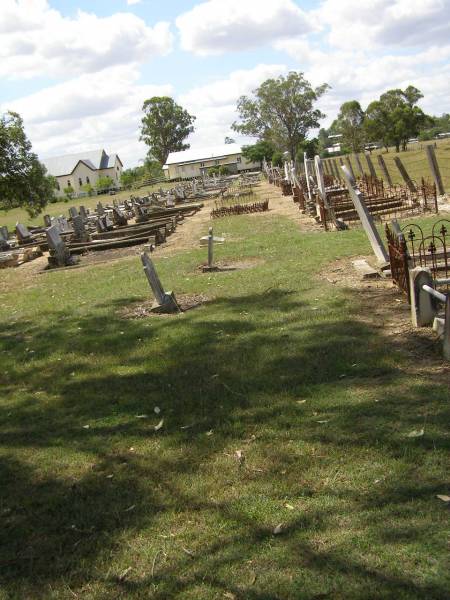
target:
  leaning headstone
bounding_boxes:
[68,206,78,219]
[79,205,88,220]
[141,252,180,313]
[46,225,78,267]
[96,202,105,216]
[43,215,52,227]
[16,223,33,245]
[112,207,128,227]
[341,166,389,264]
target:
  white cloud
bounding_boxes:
[176,0,314,55]
[318,0,450,50]
[275,36,450,127]
[1,66,173,166]
[0,0,173,79]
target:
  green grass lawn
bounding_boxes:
[1,211,449,599]
[0,181,174,231]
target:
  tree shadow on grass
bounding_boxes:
[0,287,449,598]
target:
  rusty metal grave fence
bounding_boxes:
[211,199,269,219]
[386,218,450,300]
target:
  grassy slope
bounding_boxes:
[0,181,174,231]
[328,138,450,191]
[1,211,449,599]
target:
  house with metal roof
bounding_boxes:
[41,149,123,196]
[163,144,259,180]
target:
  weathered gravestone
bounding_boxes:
[112,207,128,227]
[96,202,105,216]
[79,205,88,220]
[68,206,78,219]
[43,215,52,227]
[16,223,33,245]
[141,252,180,313]
[72,215,90,242]
[0,226,10,251]
[46,225,78,267]
[341,166,389,264]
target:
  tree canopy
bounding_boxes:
[241,140,276,166]
[332,100,366,153]
[0,111,56,216]
[232,72,329,159]
[140,97,196,165]
[365,86,428,152]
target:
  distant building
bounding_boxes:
[163,144,259,180]
[42,149,123,196]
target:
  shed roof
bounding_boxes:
[42,149,121,177]
[165,144,242,166]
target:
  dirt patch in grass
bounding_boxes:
[118,293,209,319]
[197,258,264,272]
[320,256,450,378]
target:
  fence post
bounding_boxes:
[365,153,377,178]
[444,297,450,360]
[377,155,393,187]
[354,154,365,177]
[425,145,445,195]
[394,157,416,193]
[345,157,356,180]
[333,159,342,181]
[409,267,436,327]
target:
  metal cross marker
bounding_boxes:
[141,252,180,313]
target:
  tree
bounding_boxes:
[140,97,196,165]
[232,71,329,158]
[224,136,235,144]
[96,176,114,191]
[333,100,365,153]
[0,111,56,216]
[241,140,276,167]
[365,87,428,152]
[63,186,74,201]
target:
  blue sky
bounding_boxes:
[2,0,450,167]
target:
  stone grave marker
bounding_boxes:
[96,202,105,216]
[141,252,180,313]
[0,226,10,251]
[16,223,33,245]
[79,205,88,220]
[46,225,78,267]
[68,206,78,219]
[112,207,128,227]
[72,215,90,242]
[341,166,388,264]
[43,215,52,227]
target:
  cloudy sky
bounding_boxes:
[1,0,450,167]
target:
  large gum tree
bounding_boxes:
[232,72,329,159]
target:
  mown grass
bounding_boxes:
[1,211,449,599]
[0,181,174,231]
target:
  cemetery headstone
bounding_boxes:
[43,215,52,227]
[141,252,180,313]
[341,166,389,264]
[68,207,78,219]
[46,225,78,267]
[72,215,90,242]
[16,223,32,245]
